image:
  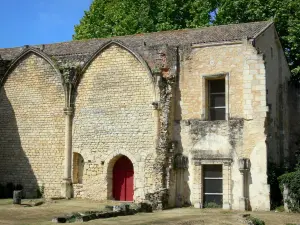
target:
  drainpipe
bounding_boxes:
[238,158,250,210]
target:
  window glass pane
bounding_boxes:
[203,195,223,207]
[209,79,225,93]
[210,94,225,107]
[204,179,223,193]
[210,108,225,120]
[203,165,222,177]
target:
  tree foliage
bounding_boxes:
[278,169,300,212]
[73,0,300,78]
[73,0,152,39]
[73,0,216,39]
[215,0,300,79]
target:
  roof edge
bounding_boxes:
[0,21,272,51]
[252,20,274,40]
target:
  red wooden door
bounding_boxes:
[125,171,134,201]
[113,156,134,201]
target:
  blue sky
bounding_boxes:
[0,0,92,48]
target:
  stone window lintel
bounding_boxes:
[192,158,232,166]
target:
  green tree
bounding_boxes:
[215,0,300,78]
[73,0,154,39]
[73,0,216,40]
[74,0,300,78]
[186,0,218,28]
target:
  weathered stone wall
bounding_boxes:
[0,53,65,198]
[144,153,156,194]
[72,44,156,201]
[177,44,244,120]
[0,25,289,210]
[241,41,270,211]
[254,24,290,165]
[174,42,271,210]
[177,119,244,209]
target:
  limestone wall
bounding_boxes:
[0,53,65,198]
[72,44,157,201]
[254,24,290,165]
[0,29,289,210]
[173,42,270,210]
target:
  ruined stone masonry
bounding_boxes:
[0,21,292,211]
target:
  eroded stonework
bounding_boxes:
[0,21,292,211]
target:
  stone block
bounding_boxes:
[13,190,22,204]
[193,202,203,208]
[52,217,67,223]
[138,201,153,212]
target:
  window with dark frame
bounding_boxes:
[203,165,223,207]
[208,79,226,120]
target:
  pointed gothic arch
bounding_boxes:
[74,40,156,99]
[0,47,62,87]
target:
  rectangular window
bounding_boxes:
[208,79,226,120]
[203,165,223,207]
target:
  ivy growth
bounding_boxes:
[278,169,300,212]
[36,184,45,199]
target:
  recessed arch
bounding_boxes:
[1,47,62,87]
[112,155,134,201]
[104,151,138,200]
[75,40,156,100]
[104,149,139,165]
[0,47,65,198]
[73,152,85,184]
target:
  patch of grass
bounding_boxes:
[248,216,265,225]
[0,199,12,205]
[286,223,297,225]
[220,210,233,214]
[204,202,222,208]
[275,205,285,212]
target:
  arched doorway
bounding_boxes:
[113,156,134,201]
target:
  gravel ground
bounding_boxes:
[0,199,299,225]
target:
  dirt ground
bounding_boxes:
[0,199,299,225]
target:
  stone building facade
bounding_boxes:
[0,21,291,211]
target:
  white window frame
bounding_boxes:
[192,159,232,209]
[208,79,226,120]
[201,73,229,120]
[202,164,223,205]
